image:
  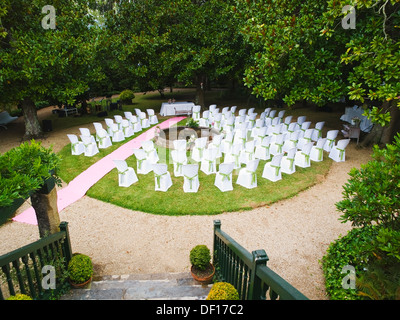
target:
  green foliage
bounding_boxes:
[67,254,93,284]
[190,245,211,271]
[0,140,62,207]
[185,118,199,128]
[119,89,135,104]
[336,133,400,228]
[6,294,33,300]
[206,282,239,300]
[322,226,377,300]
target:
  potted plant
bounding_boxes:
[67,253,93,288]
[190,245,215,284]
[119,89,135,105]
[185,118,199,129]
[206,282,239,300]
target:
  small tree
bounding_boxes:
[0,140,62,237]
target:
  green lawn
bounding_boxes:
[56,88,334,216]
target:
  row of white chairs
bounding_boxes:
[66,109,159,157]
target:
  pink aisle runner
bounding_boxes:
[13,117,186,225]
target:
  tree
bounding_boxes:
[0,0,103,139]
[236,0,400,144]
[105,0,247,107]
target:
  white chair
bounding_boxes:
[93,122,105,141]
[297,116,307,126]
[191,137,207,162]
[236,159,260,189]
[329,139,350,162]
[234,128,247,148]
[224,143,242,169]
[262,154,283,182]
[267,110,276,119]
[254,135,271,161]
[223,116,235,133]
[282,130,300,153]
[104,118,114,136]
[139,112,150,128]
[270,134,285,156]
[297,128,314,150]
[253,126,267,145]
[200,147,218,175]
[324,130,339,152]
[230,106,237,114]
[134,108,141,117]
[153,163,172,192]
[240,140,255,165]
[287,122,300,134]
[141,140,159,164]
[124,111,133,121]
[210,134,223,158]
[281,148,297,174]
[312,121,325,141]
[173,139,187,151]
[199,111,210,127]
[298,121,311,139]
[247,113,257,129]
[281,116,293,132]
[81,135,99,157]
[114,115,123,130]
[113,160,138,187]
[295,142,314,168]
[182,164,200,193]
[238,109,246,117]
[130,115,142,133]
[310,138,327,162]
[111,123,125,142]
[67,134,85,155]
[121,119,135,138]
[214,162,234,192]
[170,149,188,177]
[133,148,153,174]
[96,128,112,149]
[147,109,158,125]
[192,105,201,121]
[213,113,222,131]
[79,127,95,143]
[221,131,234,155]
[264,107,271,117]
[277,110,286,119]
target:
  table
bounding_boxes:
[342,124,360,144]
[160,102,195,116]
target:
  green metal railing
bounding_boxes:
[0,222,72,300]
[213,220,308,300]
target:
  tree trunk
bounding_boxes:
[21,98,43,140]
[31,187,60,238]
[361,102,400,147]
[195,74,206,108]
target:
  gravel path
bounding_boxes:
[0,105,372,299]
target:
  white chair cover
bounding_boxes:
[294,142,314,168]
[147,109,158,125]
[281,147,297,175]
[153,163,172,192]
[113,159,138,187]
[111,123,125,142]
[254,135,271,161]
[329,139,350,162]
[312,121,325,141]
[224,143,242,169]
[67,134,85,155]
[182,164,200,193]
[310,138,327,162]
[323,130,339,152]
[133,148,153,174]
[191,137,207,162]
[236,159,260,189]
[214,162,234,192]
[170,149,188,177]
[200,147,218,175]
[262,154,283,182]
[121,119,135,138]
[97,128,112,149]
[141,140,159,164]
[81,135,99,157]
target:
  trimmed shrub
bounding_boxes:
[119,89,135,104]
[7,294,33,300]
[190,245,211,271]
[67,254,93,284]
[207,282,239,300]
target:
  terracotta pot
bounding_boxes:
[69,276,92,289]
[191,264,215,284]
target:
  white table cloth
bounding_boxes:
[160,102,195,116]
[340,105,373,132]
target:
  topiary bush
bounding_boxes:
[67,254,93,284]
[6,294,33,300]
[190,245,211,271]
[207,282,239,300]
[119,89,135,104]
